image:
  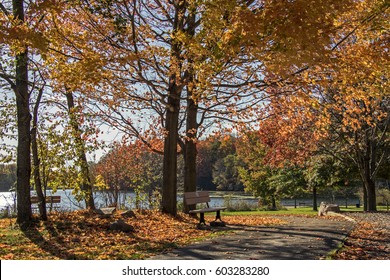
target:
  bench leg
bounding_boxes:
[210,211,226,227]
[215,210,222,221]
[199,213,206,225]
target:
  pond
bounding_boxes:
[0,190,258,212]
[0,190,360,213]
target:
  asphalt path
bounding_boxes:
[149,215,355,260]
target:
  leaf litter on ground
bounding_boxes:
[332,212,390,260]
[0,210,284,260]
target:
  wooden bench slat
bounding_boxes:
[184,191,210,199]
[189,207,226,214]
[185,196,210,205]
[184,191,211,205]
[46,196,61,203]
[31,196,61,204]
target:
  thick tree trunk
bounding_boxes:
[183,95,198,214]
[356,133,377,212]
[162,83,180,216]
[161,2,187,216]
[271,196,277,210]
[182,10,198,214]
[364,177,377,211]
[65,92,95,210]
[31,88,47,221]
[14,0,32,225]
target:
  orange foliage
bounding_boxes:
[247,0,389,168]
[333,221,389,260]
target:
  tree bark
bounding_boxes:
[364,176,377,211]
[356,131,377,212]
[182,7,198,214]
[65,92,95,210]
[161,2,187,216]
[31,88,47,220]
[312,185,318,211]
[271,195,277,210]
[161,82,180,216]
[363,183,367,211]
[13,0,32,225]
[183,94,198,214]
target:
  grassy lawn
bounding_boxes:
[220,205,388,216]
[222,207,319,216]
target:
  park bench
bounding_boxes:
[31,195,61,212]
[184,191,226,226]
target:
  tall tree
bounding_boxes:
[247,0,389,211]
[65,91,95,210]
[310,0,389,211]
[31,85,47,220]
[0,1,59,222]
[13,0,32,224]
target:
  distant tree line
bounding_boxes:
[94,133,389,210]
[0,164,16,192]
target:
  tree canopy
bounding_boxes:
[0,0,388,223]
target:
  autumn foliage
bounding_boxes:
[0,0,389,221]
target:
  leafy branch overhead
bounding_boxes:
[0,0,388,223]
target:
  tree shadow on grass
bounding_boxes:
[19,212,204,260]
[21,220,80,260]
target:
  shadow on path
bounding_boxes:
[149,216,355,260]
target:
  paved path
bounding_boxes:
[149,216,355,260]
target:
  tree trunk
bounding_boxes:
[161,83,180,216]
[182,10,198,214]
[363,183,367,211]
[65,92,95,210]
[364,177,377,211]
[183,95,198,214]
[31,88,47,221]
[271,196,277,210]
[14,0,32,225]
[312,185,318,211]
[161,2,187,216]
[356,136,377,212]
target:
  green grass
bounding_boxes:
[377,205,389,211]
[326,238,346,260]
[339,206,364,212]
[218,205,388,216]
[339,205,388,212]
[221,207,319,216]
